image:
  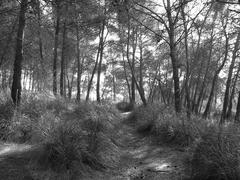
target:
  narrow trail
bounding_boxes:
[0,112,190,180]
[103,114,190,180]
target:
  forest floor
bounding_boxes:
[0,112,191,180]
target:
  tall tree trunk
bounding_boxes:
[195,17,215,114]
[138,39,146,104]
[96,20,105,103]
[131,31,136,104]
[166,0,181,112]
[203,30,228,118]
[76,24,81,102]
[235,91,240,123]
[86,30,101,101]
[119,25,131,101]
[191,6,212,112]
[11,0,28,105]
[60,19,67,97]
[221,32,240,123]
[123,60,131,101]
[52,2,60,96]
[36,0,45,90]
[126,18,147,106]
[181,3,190,117]
[226,65,240,118]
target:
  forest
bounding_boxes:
[0,0,240,180]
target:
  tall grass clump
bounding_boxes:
[191,124,240,180]
[29,102,122,179]
[126,103,208,147]
[7,93,68,143]
[0,92,14,140]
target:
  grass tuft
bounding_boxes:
[191,124,240,180]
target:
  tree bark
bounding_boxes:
[126,18,147,106]
[166,0,181,112]
[181,3,191,117]
[76,23,81,102]
[52,2,60,96]
[86,30,101,101]
[203,29,228,118]
[226,65,240,118]
[60,19,67,97]
[96,20,105,103]
[221,32,240,123]
[11,0,28,105]
[235,91,240,123]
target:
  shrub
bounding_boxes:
[191,124,240,180]
[126,103,208,147]
[7,93,69,143]
[30,102,122,179]
[0,94,14,140]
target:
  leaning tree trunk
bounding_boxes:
[221,32,240,123]
[203,30,228,118]
[96,20,105,103]
[11,0,28,105]
[86,30,101,101]
[126,17,147,106]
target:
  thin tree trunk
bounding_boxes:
[191,6,212,112]
[131,30,136,104]
[76,24,81,102]
[126,17,147,106]
[195,18,215,114]
[139,36,146,105]
[86,30,101,101]
[235,91,240,123]
[221,32,240,123]
[203,30,228,118]
[226,65,240,118]
[60,19,67,97]
[11,0,28,105]
[96,20,105,103]
[52,2,60,95]
[36,0,45,90]
[119,25,131,101]
[181,3,190,117]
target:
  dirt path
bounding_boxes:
[0,143,35,180]
[102,121,190,180]
[0,113,190,180]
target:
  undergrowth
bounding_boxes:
[190,124,240,180]
[125,103,206,147]
[0,92,122,179]
[126,102,240,179]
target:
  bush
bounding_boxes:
[126,103,208,147]
[7,93,69,143]
[191,124,240,180]
[0,94,14,140]
[29,102,122,179]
